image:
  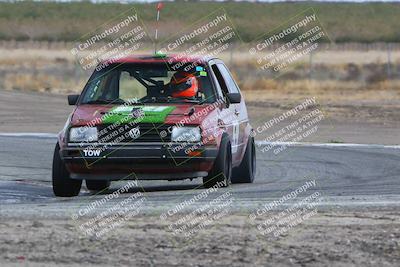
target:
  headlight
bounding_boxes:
[171,126,201,142]
[69,127,98,142]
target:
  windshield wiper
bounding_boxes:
[140,96,204,104]
[169,97,204,104]
[141,97,167,103]
[83,99,125,105]
[181,99,201,104]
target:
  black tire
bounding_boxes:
[52,144,82,197]
[86,180,110,192]
[232,136,256,184]
[203,135,232,188]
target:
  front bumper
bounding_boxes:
[61,143,218,180]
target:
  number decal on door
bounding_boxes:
[232,120,239,153]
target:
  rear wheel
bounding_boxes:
[86,180,110,192]
[232,136,256,184]
[52,144,82,197]
[203,135,232,188]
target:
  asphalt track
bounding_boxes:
[0,135,400,218]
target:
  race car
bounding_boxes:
[52,54,256,197]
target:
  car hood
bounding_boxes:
[70,103,219,127]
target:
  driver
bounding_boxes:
[169,71,199,98]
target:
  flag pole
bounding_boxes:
[154,2,163,54]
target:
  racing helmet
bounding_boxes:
[169,72,198,98]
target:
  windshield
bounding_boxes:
[80,63,216,105]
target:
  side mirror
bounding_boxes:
[226,93,241,104]
[68,94,79,105]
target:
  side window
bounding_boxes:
[217,63,240,94]
[211,64,229,98]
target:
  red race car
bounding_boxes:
[53,55,256,197]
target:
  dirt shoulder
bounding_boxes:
[244,87,400,145]
[0,89,73,133]
[0,210,399,266]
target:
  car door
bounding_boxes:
[208,60,248,165]
[214,62,249,165]
[207,61,237,159]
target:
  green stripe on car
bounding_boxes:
[102,105,176,124]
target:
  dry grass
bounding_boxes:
[2,73,78,93]
[242,80,400,104]
[0,47,399,100]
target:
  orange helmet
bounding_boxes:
[170,72,198,98]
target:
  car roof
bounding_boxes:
[102,54,216,65]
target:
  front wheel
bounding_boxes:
[52,144,82,197]
[232,136,256,184]
[203,135,232,188]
